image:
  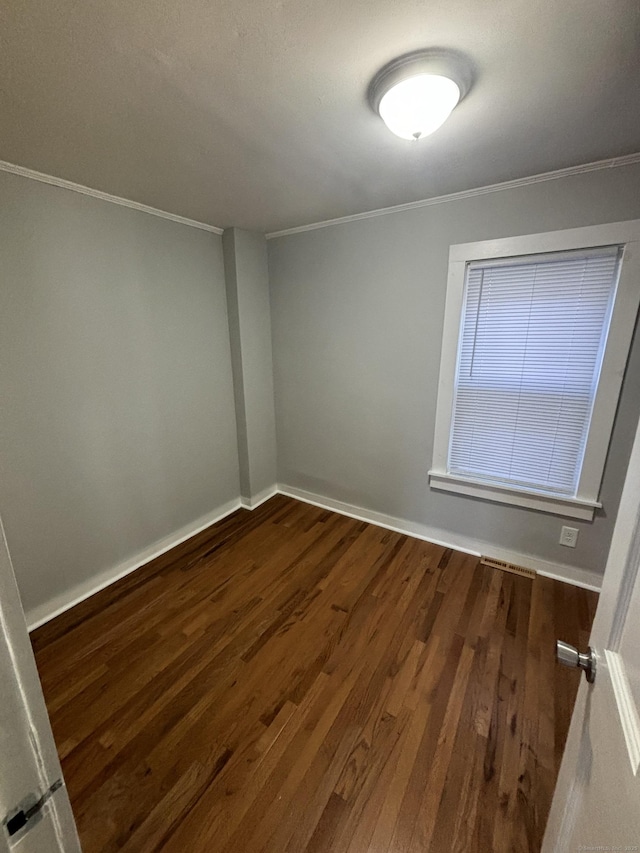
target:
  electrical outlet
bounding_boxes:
[559,526,579,548]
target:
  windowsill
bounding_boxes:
[428,470,601,521]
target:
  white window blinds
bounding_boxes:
[448,247,622,496]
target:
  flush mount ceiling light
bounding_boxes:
[368,49,473,141]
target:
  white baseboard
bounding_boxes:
[27,481,602,632]
[240,484,279,510]
[277,485,602,593]
[26,498,242,631]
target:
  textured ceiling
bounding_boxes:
[1,0,639,232]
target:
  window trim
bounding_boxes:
[429,220,640,521]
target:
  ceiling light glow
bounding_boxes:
[368,49,473,142]
[378,74,460,140]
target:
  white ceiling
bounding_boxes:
[1,0,639,233]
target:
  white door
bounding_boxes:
[0,518,80,852]
[543,417,640,851]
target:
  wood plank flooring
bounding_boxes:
[31,496,598,852]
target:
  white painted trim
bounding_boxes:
[26,481,602,633]
[0,159,224,235]
[448,220,640,261]
[428,471,600,521]
[277,485,479,554]
[277,484,602,592]
[534,563,602,593]
[431,220,640,518]
[605,649,640,775]
[26,498,241,631]
[240,485,279,510]
[265,153,640,239]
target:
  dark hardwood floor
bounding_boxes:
[31,496,598,852]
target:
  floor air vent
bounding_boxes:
[480,556,537,580]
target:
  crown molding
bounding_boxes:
[5,150,640,240]
[266,152,640,239]
[0,159,224,235]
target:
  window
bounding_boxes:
[451,249,620,493]
[430,222,640,520]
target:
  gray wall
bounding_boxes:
[223,229,277,501]
[268,163,640,578]
[0,171,240,617]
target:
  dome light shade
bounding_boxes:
[378,74,460,140]
[368,49,473,141]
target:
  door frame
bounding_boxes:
[0,517,80,852]
[543,404,640,849]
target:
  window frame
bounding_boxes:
[429,220,640,521]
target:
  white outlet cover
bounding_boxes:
[560,526,579,547]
